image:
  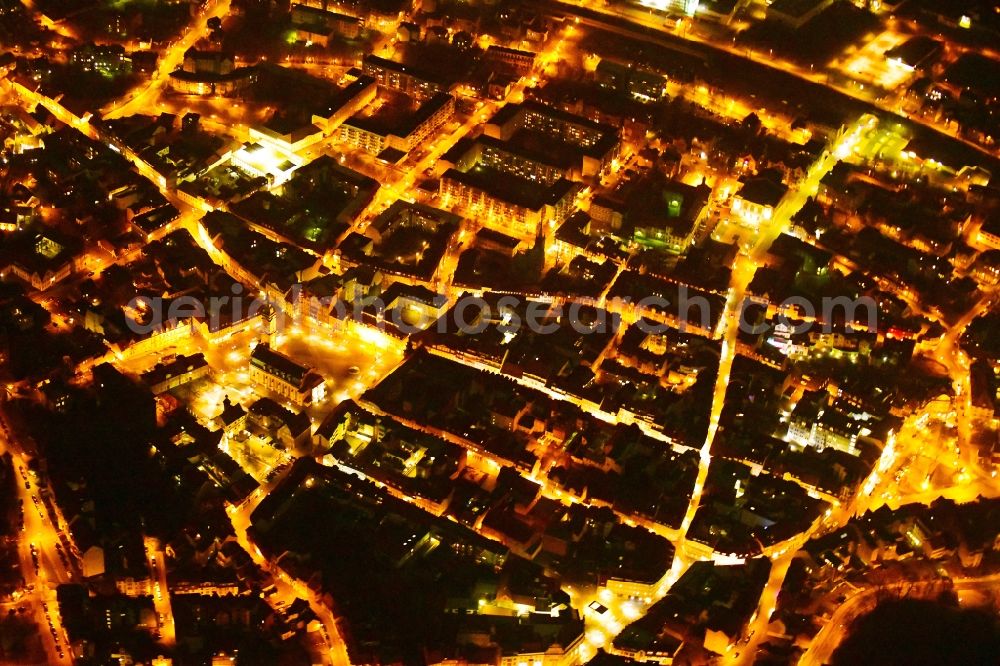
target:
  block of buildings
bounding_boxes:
[310,75,379,132]
[483,100,621,180]
[3,227,82,291]
[246,397,312,451]
[70,43,131,75]
[977,215,1000,251]
[339,92,454,160]
[590,175,711,253]
[440,165,578,243]
[784,391,891,456]
[885,36,943,74]
[594,58,666,100]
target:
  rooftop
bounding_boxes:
[362,54,453,87]
[885,36,942,69]
[737,176,789,207]
[250,343,312,386]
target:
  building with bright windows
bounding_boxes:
[290,4,363,41]
[784,392,888,456]
[70,43,131,75]
[361,54,455,100]
[475,135,575,185]
[339,92,454,158]
[483,101,621,180]
[440,166,579,243]
[496,629,587,666]
[595,58,667,100]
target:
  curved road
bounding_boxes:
[801,573,1000,665]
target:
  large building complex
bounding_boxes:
[441,166,579,242]
[437,100,620,241]
[483,100,621,179]
[168,49,256,96]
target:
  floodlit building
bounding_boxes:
[142,353,211,395]
[785,392,880,456]
[231,142,303,187]
[82,545,105,578]
[220,396,248,438]
[496,630,586,666]
[380,282,448,330]
[732,176,788,231]
[249,342,326,406]
[249,116,323,154]
[628,0,700,17]
[440,166,579,242]
[168,49,255,96]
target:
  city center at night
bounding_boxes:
[0,0,998,663]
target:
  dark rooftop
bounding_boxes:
[738,176,788,207]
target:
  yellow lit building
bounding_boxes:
[497,633,587,666]
[976,216,1000,251]
[440,167,579,243]
[310,75,378,133]
[731,176,788,231]
[340,93,455,158]
[249,342,326,406]
[231,142,303,187]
